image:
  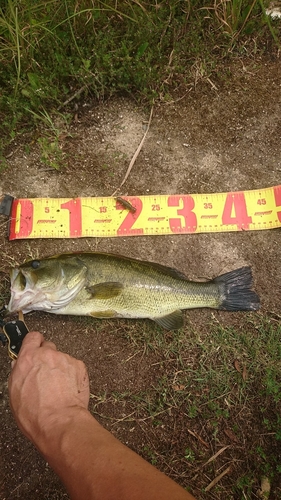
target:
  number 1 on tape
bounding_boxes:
[8,185,281,239]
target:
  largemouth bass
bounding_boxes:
[7,253,260,330]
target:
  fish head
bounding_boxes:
[8,255,88,313]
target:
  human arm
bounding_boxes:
[9,332,196,500]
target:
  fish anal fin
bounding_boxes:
[153,310,184,330]
[87,282,124,299]
[90,310,117,318]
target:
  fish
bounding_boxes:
[7,253,260,330]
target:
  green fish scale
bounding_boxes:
[80,254,222,317]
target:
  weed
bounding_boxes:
[187,404,198,419]
[37,136,62,170]
[184,447,196,462]
[24,107,71,169]
[235,473,255,495]
[207,0,260,39]
[0,1,279,150]
[0,155,8,172]
[143,445,158,465]
[87,315,281,497]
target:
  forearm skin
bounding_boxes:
[40,407,196,500]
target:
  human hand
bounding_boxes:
[8,331,90,450]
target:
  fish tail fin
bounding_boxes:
[214,266,260,311]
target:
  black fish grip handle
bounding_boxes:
[1,318,29,360]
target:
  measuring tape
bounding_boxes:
[5,185,281,240]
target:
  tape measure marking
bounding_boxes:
[8,185,281,240]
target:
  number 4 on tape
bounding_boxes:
[3,185,281,240]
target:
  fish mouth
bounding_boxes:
[8,268,46,313]
[8,265,87,314]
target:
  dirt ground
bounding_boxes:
[0,55,281,499]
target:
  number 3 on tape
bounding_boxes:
[7,185,281,239]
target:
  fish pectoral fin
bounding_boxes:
[153,310,184,330]
[90,310,117,318]
[87,282,124,299]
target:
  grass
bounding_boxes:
[88,314,281,498]
[0,0,280,157]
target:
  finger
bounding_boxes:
[11,360,16,369]
[18,331,45,357]
[41,340,57,351]
[23,331,45,347]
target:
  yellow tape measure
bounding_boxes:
[8,185,281,239]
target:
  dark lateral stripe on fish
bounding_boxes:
[214,266,260,311]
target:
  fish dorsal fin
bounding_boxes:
[146,262,188,281]
[82,252,188,281]
[153,310,184,330]
[87,282,124,299]
[53,252,189,281]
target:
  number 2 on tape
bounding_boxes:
[117,197,143,235]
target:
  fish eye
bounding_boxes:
[31,260,40,269]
